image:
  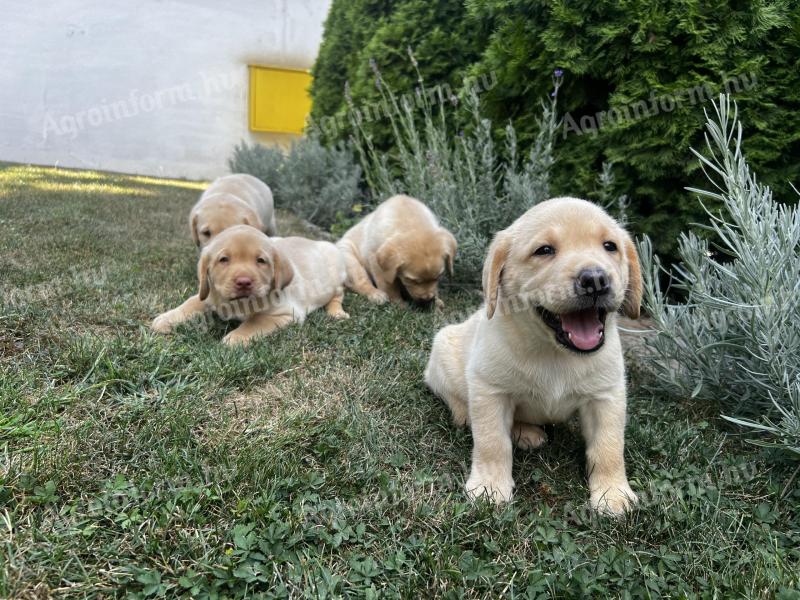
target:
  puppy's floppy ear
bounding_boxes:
[482,232,511,319]
[197,250,211,301]
[190,213,200,247]
[242,208,264,233]
[622,233,642,319]
[376,237,403,282]
[271,246,294,290]
[439,229,458,277]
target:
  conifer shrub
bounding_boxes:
[311,0,800,261]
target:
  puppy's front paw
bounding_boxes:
[330,309,350,320]
[466,472,514,504]
[435,297,445,309]
[222,330,252,347]
[151,312,177,334]
[367,290,389,304]
[590,483,638,516]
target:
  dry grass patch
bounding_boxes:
[206,362,376,444]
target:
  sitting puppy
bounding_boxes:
[190,174,278,247]
[151,226,348,345]
[424,198,642,515]
[337,195,457,308]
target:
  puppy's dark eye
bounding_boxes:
[218,256,229,263]
[603,241,618,252]
[256,257,267,264]
[533,245,555,256]
[202,230,211,237]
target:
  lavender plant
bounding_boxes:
[229,134,362,230]
[349,57,562,282]
[596,162,630,227]
[640,95,800,456]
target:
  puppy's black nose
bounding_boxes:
[575,268,610,298]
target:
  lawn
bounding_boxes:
[0,162,798,598]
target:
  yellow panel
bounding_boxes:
[249,65,312,135]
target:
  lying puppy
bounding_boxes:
[151,225,348,345]
[337,195,457,308]
[424,198,642,515]
[190,174,278,247]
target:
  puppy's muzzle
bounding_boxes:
[234,276,253,293]
[414,297,436,310]
[398,280,436,309]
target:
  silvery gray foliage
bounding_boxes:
[640,94,800,456]
[350,70,562,282]
[229,134,362,229]
[596,162,630,227]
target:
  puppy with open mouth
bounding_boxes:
[424,197,642,515]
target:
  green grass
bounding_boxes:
[0,162,798,598]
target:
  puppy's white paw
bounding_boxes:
[465,472,514,504]
[330,309,350,320]
[222,330,251,347]
[590,483,638,516]
[368,290,389,304]
[151,312,177,334]
[512,423,547,450]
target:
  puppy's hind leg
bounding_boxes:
[427,358,470,427]
[442,391,470,428]
[511,422,547,450]
[324,290,349,319]
[425,326,470,427]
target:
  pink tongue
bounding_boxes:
[560,308,603,350]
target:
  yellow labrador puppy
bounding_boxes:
[338,195,457,308]
[424,197,642,515]
[151,226,348,345]
[190,174,278,247]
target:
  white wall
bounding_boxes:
[0,0,331,179]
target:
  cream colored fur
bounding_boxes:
[152,225,347,345]
[337,195,457,307]
[424,197,642,515]
[190,174,278,247]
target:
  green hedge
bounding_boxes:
[310,0,481,149]
[310,0,800,258]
